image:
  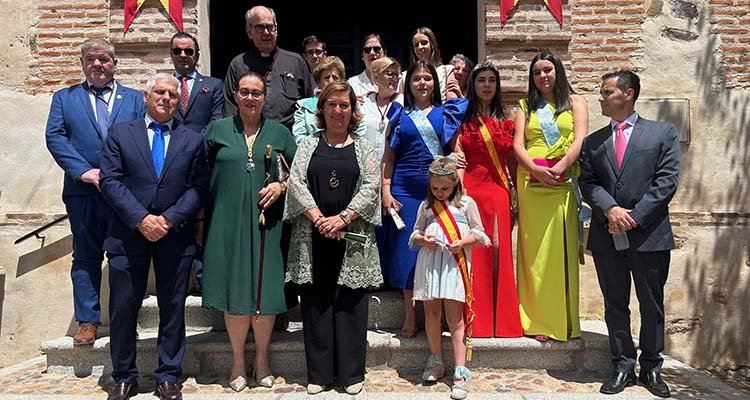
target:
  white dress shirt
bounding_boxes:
[145,114,173,156]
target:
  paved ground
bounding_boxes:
[0,356,748,399]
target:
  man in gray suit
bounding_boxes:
[579,70,680,398]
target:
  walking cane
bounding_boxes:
[256,145,273,318]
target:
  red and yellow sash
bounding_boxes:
[476,114,511,192]
[430,200,475,360]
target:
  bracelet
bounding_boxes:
[339,214,349,225]
[280,180,289,193]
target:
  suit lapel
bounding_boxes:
[602,125,618,174]
[185,74,203,114]
[160,124,187,181]
[76,83,102,137]
[109,83,129,123]
[131,118,158,180]
[618,120,645,174]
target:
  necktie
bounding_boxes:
[180,75,190,113]
[91,86,111,139]
[614,121,628,169]
[150,122,169,178]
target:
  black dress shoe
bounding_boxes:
[639,370,671,398]
[107,381,137,400]
[156,381,183,400]
[600,371,636,394]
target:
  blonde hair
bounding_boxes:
[312,56,345,84]
[370,57,400,77]
[425,157,463,208]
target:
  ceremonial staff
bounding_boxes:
[256,145,273,317]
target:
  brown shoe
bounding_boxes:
[73,323,97,345]
[155,381,182,400]
[107,381,137,400]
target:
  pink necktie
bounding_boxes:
[614,121,628,169]
[180,75,189,113]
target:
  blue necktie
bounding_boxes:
[150,122,169,178]
[91,86,111,139]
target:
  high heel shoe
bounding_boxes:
[254,369,275,388]
[228,375,247,392]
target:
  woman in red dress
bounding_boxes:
[453,62,523,337]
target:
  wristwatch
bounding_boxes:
[339,209,351,225]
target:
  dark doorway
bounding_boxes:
[209,2,478,81]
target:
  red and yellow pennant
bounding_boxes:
[500,0,563,27]
[124,0,183,33]
[430,200,476,360]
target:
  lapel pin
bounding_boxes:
[116,94,122,99]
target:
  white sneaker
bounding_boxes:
[307,383,325,394]
[421,354,445,382]
[345,381,364,395]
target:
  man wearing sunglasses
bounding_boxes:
[169,32,223,295]
[170,32,223,134]
[223,5,311,132]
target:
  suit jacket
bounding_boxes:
[173,72,224,133]
[579,116,680,253]
[45,82,146,196]
[99,118,210,256]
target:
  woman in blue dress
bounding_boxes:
[382,60,467,337]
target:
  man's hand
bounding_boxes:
[79,168,101,190]
[607,206,637,233]
[138,214,169,242]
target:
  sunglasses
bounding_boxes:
[171,47,195,56]
[363,46,382,54]
[237,89,264,100]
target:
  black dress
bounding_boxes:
[301,139,368,387]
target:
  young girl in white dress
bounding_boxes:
[409,157,490,400]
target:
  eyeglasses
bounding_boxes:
[363,46,382,54]
[171,47,195,56]
[251,23,277,34]
[305,49,325,56]
[237,89,264,100]
[382,70,398,78]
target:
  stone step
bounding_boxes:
[137,291,414,333]
[41,321,611,378]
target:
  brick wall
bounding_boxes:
[26,1,109,94]
[709,0,750,89]
[26,0,198,94]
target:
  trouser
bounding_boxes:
[108,252,191,384]
[593,248,670,373]
[64,194,110,324]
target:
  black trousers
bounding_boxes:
[300,233,368,386]
[593,248,670,373]
[108,252,191,384]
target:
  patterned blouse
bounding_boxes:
[283,133,383,289]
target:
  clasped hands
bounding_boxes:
[314,214,347,239]
[138,214,173,242]
[531,164,566,187]
[607,206,637,234]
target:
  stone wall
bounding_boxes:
[0,0,748,369]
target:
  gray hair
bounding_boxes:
[145,73,180,92]
[245,6,277,28]
[80,38,116,59]
[449,54,475,70]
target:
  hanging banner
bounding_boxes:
[124,0,184,32]
[499,0,563,27]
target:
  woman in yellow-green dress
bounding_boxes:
[513,51,589,342]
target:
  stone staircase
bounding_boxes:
[41,291,612,378]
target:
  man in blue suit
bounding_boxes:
[580,70,680,398]
[100,73,210,400]
[170,31,223,133]
[45,38,145,345]
[169,31,223,292]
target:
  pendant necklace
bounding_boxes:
[323,131,340,190]
[376,93,395,132]
[245,125,260,172]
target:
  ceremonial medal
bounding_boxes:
[378,120,386,131]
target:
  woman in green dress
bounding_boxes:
[513,51,588,342]
[201,72,296,391]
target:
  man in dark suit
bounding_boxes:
[45,38,145,345]
[170,31,223,133]
[169,31,223,292]
[579,70,680,398]
[100,73,210,400]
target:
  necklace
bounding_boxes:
[322,131,344,190]
[245,125,260,172]
[376,93,396,132]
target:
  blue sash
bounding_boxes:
[407,107,442,160]
[535,100,562,148]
